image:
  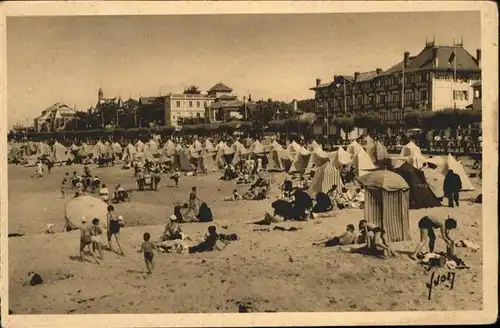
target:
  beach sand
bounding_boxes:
[7,162,482,313]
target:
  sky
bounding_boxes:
[7,11,480,128]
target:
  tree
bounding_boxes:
[403,110,425,128]
[183,85,201,95]
[333,115,355,140]
[296,99,315,113]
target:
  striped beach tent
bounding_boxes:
[307,161,343,196]
[357,170,411,242]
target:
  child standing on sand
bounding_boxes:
[139,233,159,274]
[61,172,69,198]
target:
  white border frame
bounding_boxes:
[1,1,498,327]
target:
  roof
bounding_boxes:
[208,82,233,93]
[218,94,238,100]
[312,44,480,89]
[379,44,480,76]
[471,81,482,88]
[209,99,245,110]
[139,97,165,105]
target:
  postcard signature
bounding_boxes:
[426,271,456,300]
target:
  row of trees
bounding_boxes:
[326,108,482,137]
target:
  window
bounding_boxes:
[474,89,481,98]
[393,77,399,85]
[196,113,201,118]
[420,90,428,101]
[452,90,468,101]
[188,101,193,107]
[368,95,375,105]
[379,94,386,104]
[409,75,416,83]
[196,101,200,108]
[392,92,400,103]
[405,91,415,101]
[357,97,363,106]
[176,101,181,108]
[420,73,428,82]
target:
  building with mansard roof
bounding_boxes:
[310,40,481,133]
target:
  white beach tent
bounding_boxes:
[351,147,377,177]
[346,140,363,156]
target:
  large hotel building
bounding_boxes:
[310,40,481,133]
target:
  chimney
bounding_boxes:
[293,99,298,112]
[476,48,481,68]
[432,47,439,68]
[354,72,360,81]
[316,78,321,87]
[376,68,382,75]
[404,51,410,67]
[248,94,252,102]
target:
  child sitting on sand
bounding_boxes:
[225,189,241,201]
[139,232,159,274]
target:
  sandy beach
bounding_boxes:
[7,161,482,314]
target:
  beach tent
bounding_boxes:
[205,139,217,153]
[52,142,70,163]
[444,154,475,191]
[347,140,363,156]
[111,142,123,157]
[305,148,330,173]
[307,140,322,152]
[79,143,94,157]
[426,156,446,172]
[177,148,195,171]
[196,150,218,174]
[162,140,177,156]
[366,141,389,163]
[351,148,377,177]
[250,141,268,156]
[361,135,375,149]
[192,139,203,152]
[358,170,411,242]
[36,142,51,157]
[8,144,22,163]
[147,139,159,155]
[267,143,291,172]
[286,140,302,154]
[231,145,249,166]
[404,153,428,170]
[215,142,230,168]
[399,141,422,157]
[393,162,442,209]
[136,140,145,153]
[121,143,137,162]
[307,161,343,196]
[422,167,445,199]
[329,147,352,169]
[289,148,311,173]
[64,195,108,232]
[92,141,107,159]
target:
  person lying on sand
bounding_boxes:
[313,224,358,247]
[358,220,397,257]
[410,216,457,260]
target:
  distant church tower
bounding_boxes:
[98,88,104,105]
